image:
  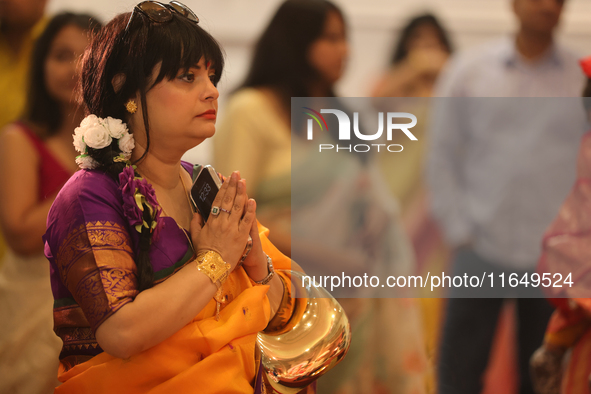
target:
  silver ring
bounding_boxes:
[220,208,231,214]
[211,206,221,216]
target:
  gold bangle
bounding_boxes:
[195,250,230,289]
[264,273,295,333]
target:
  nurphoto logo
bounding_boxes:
[302,107,418,153]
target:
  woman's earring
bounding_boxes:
[125,99,138,114]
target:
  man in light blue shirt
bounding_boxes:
[427,0,586,393]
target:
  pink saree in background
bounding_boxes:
[538,131,591,394]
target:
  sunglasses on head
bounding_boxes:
[124,1,199,34]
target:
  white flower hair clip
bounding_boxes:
[73,115,135,169]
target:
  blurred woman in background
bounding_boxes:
[215,1,427,393]
[0,12,101,394]
[371,13,452,236]
[214,0,348,257]
[531,56,591,394]
[371,15,453,381]
[371,12,452,226]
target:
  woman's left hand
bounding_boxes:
[238,194,285,320]
[241,199,270,282]
[237,179,284,320]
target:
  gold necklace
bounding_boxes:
[141,169,195,252]
[178,171,195,216]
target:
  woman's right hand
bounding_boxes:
[190,171,255,270]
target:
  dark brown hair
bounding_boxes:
[241,0,345,111]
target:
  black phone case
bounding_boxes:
[191,166,222,222]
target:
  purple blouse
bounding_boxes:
[43,162,196,370]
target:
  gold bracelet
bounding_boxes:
[252,253,275,285]
[195,250,230,289]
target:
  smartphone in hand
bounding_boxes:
[191,165,253,263]
[191,165,223,222]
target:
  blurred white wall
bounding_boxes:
[46,0,591,163]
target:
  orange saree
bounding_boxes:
[54,223,295,393]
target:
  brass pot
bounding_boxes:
[256,270,352,393]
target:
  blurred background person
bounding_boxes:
[531,56,591,394]
[371,13,452,212]
[0,0,48,262]
[214,1,428,393]
[214,0,349,256]
[371,13,453,382]
[427,0,586,393]
[0,12,101,394]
